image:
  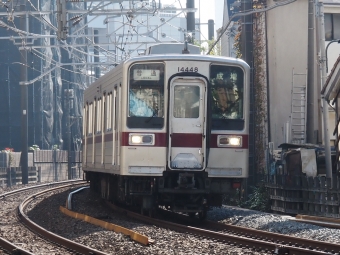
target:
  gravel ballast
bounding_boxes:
[29,187,340,254]
[208,206,340,244]
[3,182,340,255]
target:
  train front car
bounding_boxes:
[165,57,248,218]
[83,46,249,218]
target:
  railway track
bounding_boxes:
[65,187,340,254]
[103,202,340,255]
[0,180,110,255]
[199,219,340,254]
[0,237,34,255]
[293,214,340,229]
[17,182,111,255]
[12,184,334,255]
[221,205,340,230]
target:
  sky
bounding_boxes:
[161,0,224,41]
[88,0,225,43]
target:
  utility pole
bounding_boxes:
[57,0,68,40]
[66,84,72,180]
[241,0,254,191]
[20,4,28,184]
[186,0,195,42]
[316,0,332,187]
[208,19,214,40]
[307,0,316,143]
[94,29,100,78]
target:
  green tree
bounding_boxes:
[193,38,221,55]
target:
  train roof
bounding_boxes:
[146,43,201,55]
[124,54,250,70]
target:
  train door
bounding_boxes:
[168,77,207,170]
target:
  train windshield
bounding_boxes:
[128,63,165,128]
[210,65,244,130]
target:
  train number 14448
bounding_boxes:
[178,67,198,72]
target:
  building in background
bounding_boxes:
[0,1,87,152]
[0,0,197,153]
[0,1,43,152]
[219,0,238,57]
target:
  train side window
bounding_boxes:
[88,103,93,135]
[210,65,245,130]
[103,94,106,133]
[94,100,97,133]
[106,93,112,131]
[83,105,87,137]
[96,98,102,134]
[113,88,118,131]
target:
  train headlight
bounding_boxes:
[129,133,155,145]
[218,135,242,147]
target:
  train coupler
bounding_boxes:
[177,173,195,189]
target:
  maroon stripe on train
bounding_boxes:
[86,132,249,149]
[86,137,93,145]
[104,133,113,142]
[121,132,167,147]
[86,133,113,145]
[209,134,249,149]
[171,133,203,148]
[94,135,101,144]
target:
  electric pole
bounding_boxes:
[20,4,28,184]
[57,0,68,40]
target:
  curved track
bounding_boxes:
[105,202,340,255]
[0,180,105,255]
[0,237,34,255]
[17,182,110,255]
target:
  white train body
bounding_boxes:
[83,44,250,216]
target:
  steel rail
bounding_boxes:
[0,236,34,255]
[106,203,337,255]
[201,220,340,254]
[0,179,85,199]
[0,180,86,254]
[159,209,340,254]
[17,183,108,255]
[295,214,340,229]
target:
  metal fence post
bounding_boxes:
[38,166,41,183]
[6,167,11,187]
[12,168,17,186]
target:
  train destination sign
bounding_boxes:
[133,69,160,81]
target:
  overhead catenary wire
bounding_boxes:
[19,48,105,85]
[0,0,195,83]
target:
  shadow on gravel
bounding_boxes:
[26,189,108,239]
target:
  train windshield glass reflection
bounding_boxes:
[128,63,165,128]
[210,65,244,130]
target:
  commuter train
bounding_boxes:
[83,43,250,218]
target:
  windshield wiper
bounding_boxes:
[145,109,158,123]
